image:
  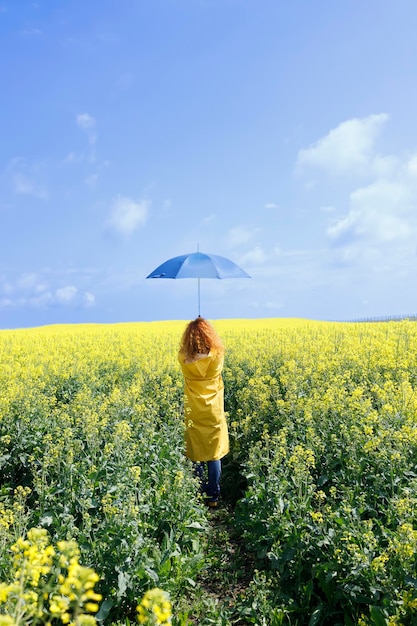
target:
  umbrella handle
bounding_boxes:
[198,277,200,317]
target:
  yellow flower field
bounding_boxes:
[0,319,416,624]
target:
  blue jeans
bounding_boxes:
[194,460,221,502]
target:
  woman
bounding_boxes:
[178,317,229,507]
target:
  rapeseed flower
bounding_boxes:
[0,529,101,625]
[137,588,172,625]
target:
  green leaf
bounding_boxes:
[95,598,113,622]
[308,606,323,626]
[117,570,129,598]
[145,566,159,583]
[186,521,205,530]
[369,606,389,626]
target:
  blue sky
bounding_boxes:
[1,0,417,328]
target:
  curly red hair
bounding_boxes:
[179,317,224,361]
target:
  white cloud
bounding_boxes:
[239,245,267,266]
[295,114,417,276]
[265,301,284,310]
[0,272,96,310]
[12,173,47,198]
[76,113,96,130]
[226,226,258,247]
[296,113,389,176]
[0,298,14,308]
[21,27,42,36]
[106,195,149,236]
[18,273,41,289]
[76,113,97,145]
[84,292,95,307]
[5,158,48,199]
[327,179,414,245]
[351,181,411,240]
[326,212,357,241]
[53,286,95,308]
[56,285,78,303]
[264,202,278,209]
[64,151,85,164]
[406,154,417,177]
[372,154,399,178]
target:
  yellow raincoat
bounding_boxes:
[178,350,229,462]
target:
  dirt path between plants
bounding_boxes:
[196,502,255,624]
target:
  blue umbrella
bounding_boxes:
[146,251,250,316]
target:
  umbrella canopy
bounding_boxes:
[146,251,250,280]
[146,251,250,316]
